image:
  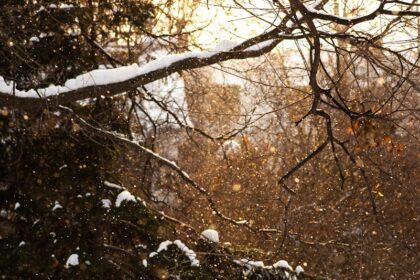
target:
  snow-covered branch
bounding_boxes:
[0,37,281,110]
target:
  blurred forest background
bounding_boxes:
[0,0,419,279]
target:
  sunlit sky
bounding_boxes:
[186,0,418,51]
[192,0,278,47]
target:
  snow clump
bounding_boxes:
[115,190,137,207]
[201,229,219,243]
[64,254,79,268]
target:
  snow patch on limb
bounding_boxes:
[64,254,79,268]
[201,229,220,243]
[295,265,304,275]
[234,259,265,268]
[157,240,173,252]
[103,180,125,190]
[149,240,200,267]
[52,201,63,211]
[173,240,199,267]
[272,260,293,271]
[59,3,74,10]
[0,64,146,98]
[115,190,137,207]
[235,258,302,273]
[213,40,239,52]
[245,39,276,52]
[101,199,112,209]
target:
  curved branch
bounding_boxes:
[0,37,283,111]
